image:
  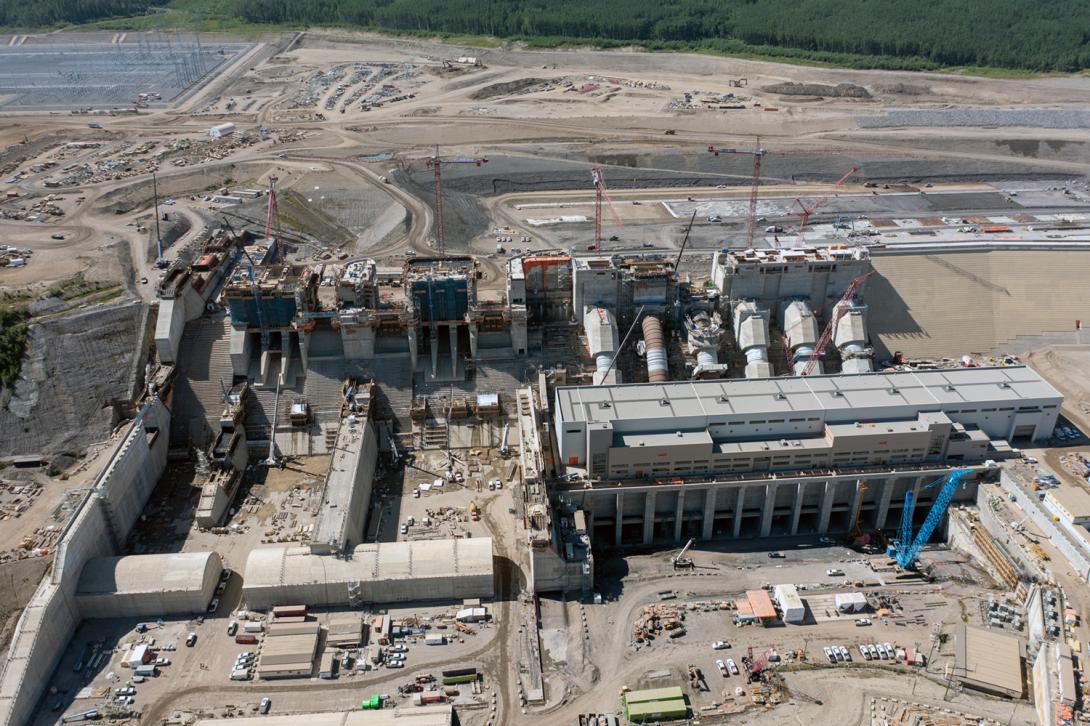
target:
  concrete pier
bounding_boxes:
[556,466,981,548]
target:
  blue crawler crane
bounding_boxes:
[886,468,973,570]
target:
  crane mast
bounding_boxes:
[422,146,488,257]
[801,271,873,376]
[794,166,860,233]
[888,469,972,570]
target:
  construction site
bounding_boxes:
[1,25,1090,726]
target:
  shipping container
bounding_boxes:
[243,622,265,633]
[442,667,477,678]
[413,692,444,706]
[272,605,307,618]
[133,665,157,677]
[424,634,446,646]
[235,633,258,645]
[319,651,337,679]
[442,673,479,685]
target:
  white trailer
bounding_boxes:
[773,584,806,624]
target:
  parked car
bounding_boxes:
[711,641,728,650]
[227,621,238,636]
[726,659,739,675]
[207,598,219,613]
[260,697,271,714]
[186,632,197,647]
[826,568,844,577]
[767,551,785,559]
[716,659,727,676]
[823,647,835,664]
[855,618,871,626]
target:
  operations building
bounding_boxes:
[257,620,321,680]
[243,538,495,610]
[76,552,222,618]
[549,366,1059,550]
[1044,487,1090,526]
[952,624,1025,698]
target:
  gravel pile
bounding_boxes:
[857,108,1090,129]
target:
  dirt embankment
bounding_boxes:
[470,77,557,100]
[763,82,871,98]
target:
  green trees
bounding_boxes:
[0,0,168,27]
[0,306,28,389]
[233,0,1090,71]
[3,0,1089,72]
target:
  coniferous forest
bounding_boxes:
[2,0,1089,72]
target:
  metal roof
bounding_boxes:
[745,590,777,619]
[624,686,685,704]
[1047,486,1090,519]
[952,624,1024,697]
[194,705,453,726]
[76,552,220,596]
[556,366,1060,425]
[244,539,494,589]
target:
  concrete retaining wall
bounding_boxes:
[155,298,186,364]
[0,396,170,726]
[1000,471,1090,582]
[973,497,1048,583]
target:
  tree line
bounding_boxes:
[0,0,167,28]
[233,0,1090,71]
[2,0,1089,72]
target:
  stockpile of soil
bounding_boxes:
[764,82,871,98]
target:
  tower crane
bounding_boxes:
[264,175,284,263]
[801,271,873,376]
[590,166,623,251]
[708,139,765,248]
[887,469,973,570]
[793,166,860,233]
[418,146,488,257]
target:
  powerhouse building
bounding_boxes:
[549,366,1060,547]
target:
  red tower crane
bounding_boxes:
[793,166,860,233]
[708,138,766,248]
[590,166,623,251]
[420,146,488,257]
[802,271,874,376]
[264,175,283,263]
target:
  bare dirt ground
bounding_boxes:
[4,30,1090,295]
[4,30,1090,726]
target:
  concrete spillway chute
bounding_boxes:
[733,300,772,378]
[684,310,728,379]
[783,300,821,375]
[833,299,873,374]
[583,306,621,385]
